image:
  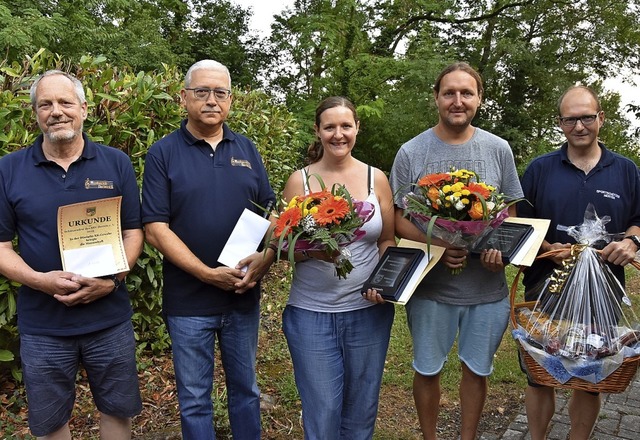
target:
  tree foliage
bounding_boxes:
[268,0,640,170]
[0,0,268,88]
[3,1,639,170]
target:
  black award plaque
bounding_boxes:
[470,222,534,263]
[361,247,425,302]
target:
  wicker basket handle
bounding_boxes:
[509,249,562,328]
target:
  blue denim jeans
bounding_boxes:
[283,303,394,440]
[166,303,261,440]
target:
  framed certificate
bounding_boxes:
[57,196,129,277]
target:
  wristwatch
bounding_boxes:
[101,274,121,293]
[624,235,640,250]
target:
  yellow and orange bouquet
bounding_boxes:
[403,168,514,270]
[271,183,374,279]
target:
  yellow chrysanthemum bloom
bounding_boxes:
[301,196,316,213]
[452,169,475,181]
[303,204,319,215]
[455,182,465,191]
[479,182,495,192]
[287,196,299,209]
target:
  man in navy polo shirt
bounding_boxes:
[518,85,640,440]
[0,71,143,438]
[141,59,276,440]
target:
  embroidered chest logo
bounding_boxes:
[230,157,252,169]
[85,178,114,189]
[596,189,620,200]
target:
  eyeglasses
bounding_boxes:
[185,88,232,101]
[558,112,601,127]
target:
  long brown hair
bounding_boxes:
[306,96,359,165]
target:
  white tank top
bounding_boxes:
[287,167,382,312]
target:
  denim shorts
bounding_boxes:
[406,296,510,376]
[20,320,142,436]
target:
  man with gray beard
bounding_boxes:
[0,70,143,439]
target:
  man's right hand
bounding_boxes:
[441,247,468,270]
[201,266,248,292]
[38,271,82,297]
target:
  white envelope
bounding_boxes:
[218,208,271,271]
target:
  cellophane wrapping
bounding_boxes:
[512,204,640,383]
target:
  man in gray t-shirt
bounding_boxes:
[389,62,523,440]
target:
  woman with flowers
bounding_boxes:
[279,96,396,439]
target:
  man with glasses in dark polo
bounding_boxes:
[142,59,276,440]
[518,85,640,440]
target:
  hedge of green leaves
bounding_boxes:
[0,50,304,378]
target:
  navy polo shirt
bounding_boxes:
[141,120,276,316]
[0,133,142,336]
[518,142,640,295]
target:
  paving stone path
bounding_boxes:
[479,371,640,440]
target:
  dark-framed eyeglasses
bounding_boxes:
[558,112,601,127]
[185,87,232,101]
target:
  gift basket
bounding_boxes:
[510,205,640,393]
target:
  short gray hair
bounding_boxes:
[30,70,86,107]
[184,60,231,88]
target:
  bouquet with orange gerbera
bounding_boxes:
[270,182,374,279]
[402,168,515,273]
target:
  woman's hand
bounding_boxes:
[362,288,386,304]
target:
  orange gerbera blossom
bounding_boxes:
[418,173,450,187]
[467,182,491,199]
[274,208,303,237]
[468,200,486,220]
[313,196,350,225]
[305,190,332,203]
[427,186,440,209]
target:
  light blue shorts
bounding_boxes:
[406,296,510,376]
